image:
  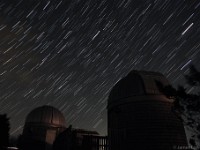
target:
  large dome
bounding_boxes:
[25,105,66,127]
[107,70,188,150]
[108,70,169,103]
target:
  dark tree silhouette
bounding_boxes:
[0,114,10,150]
[9,136,18,147]
[156,65,200,150]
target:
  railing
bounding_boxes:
[82,135,109,150]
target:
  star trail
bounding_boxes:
[0,0,200,136]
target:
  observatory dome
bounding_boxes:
[25,105,66,127]
[107,70,188,150]
[108,70,169,103]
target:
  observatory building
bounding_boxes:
[19,105,108,150]
[107,70,188,150]
[19,105,66,150]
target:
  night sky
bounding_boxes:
[0,0,200,136]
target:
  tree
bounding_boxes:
[9,136,18,147]
[156,65,200,150]
[0,114,10,150]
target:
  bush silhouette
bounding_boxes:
[0,114,10,150]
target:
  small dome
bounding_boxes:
[109,70,169,103]
[25,105,66,127]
